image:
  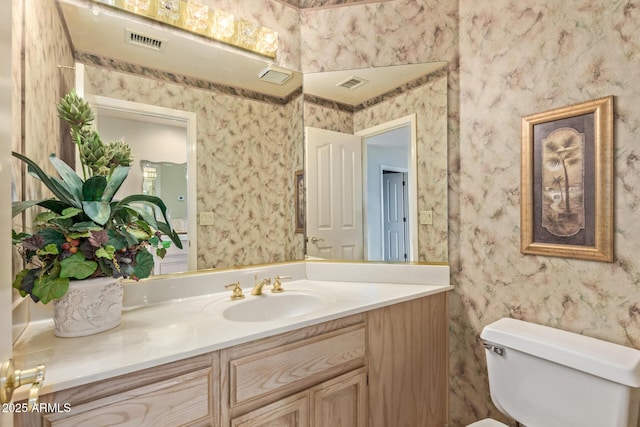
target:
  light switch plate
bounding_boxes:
[419,210,433,225]
[200,211,214,226]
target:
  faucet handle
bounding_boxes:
[225,281,245,300]
[272,275,291,293]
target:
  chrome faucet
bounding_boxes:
[251,273,271,296]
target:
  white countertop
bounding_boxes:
[12,261,451,400]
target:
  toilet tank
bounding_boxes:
[481,318,640,427]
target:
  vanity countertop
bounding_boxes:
[12,261,451,400]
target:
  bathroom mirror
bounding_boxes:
[24,0,448,277]
[304,64,449,263]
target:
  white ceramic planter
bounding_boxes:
[53,277,124,338]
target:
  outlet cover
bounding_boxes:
[200,211,214,226]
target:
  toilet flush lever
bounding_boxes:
[483,341,505,356]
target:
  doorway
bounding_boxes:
[357,114,417,261]
[382,169,409,261]
[86,95,198,272]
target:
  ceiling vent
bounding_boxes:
[336,76,369,90]
[258,65,293,85]
[125,29,166,52]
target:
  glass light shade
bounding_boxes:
[92,0,278,58]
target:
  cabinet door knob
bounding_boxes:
[1,359,46,410]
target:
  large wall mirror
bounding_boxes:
[303,63,448,263]
[30,0,448,282]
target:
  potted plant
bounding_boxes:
[12,89,183,337]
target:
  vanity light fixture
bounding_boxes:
[91,0,278,58]
[258,65,293,85]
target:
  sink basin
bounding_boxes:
[213,292,333,322]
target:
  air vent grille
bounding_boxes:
[258,66,293,85]
[125,29,166,52]
[337,76,369,90]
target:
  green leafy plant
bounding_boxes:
[12,90,183,304]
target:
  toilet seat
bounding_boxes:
[467,418,509,427]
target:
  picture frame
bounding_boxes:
[521,96,614,262]
[295,170,304,233]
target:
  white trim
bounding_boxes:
[84,95,198,272]
[356,114,418,261]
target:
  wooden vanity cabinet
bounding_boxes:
[14,352,219,427]
[220,314,367,427]
[309,368,367,427]
[14,292,448,427]
[367,292,449,427]
[222,292,448,427]
[229,368,367,427]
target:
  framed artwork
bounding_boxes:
[295,170,304,233]
[520,96,614,262]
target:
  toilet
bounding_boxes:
[467,318,640,427]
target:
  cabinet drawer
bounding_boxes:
[230,325,365,406]
[44,368,212,427]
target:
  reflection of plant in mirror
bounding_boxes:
[12,90,183,304]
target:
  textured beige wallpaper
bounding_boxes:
[15,0,75,342]
[302,0,640,426]
[454,1,640,424]
[84,65,304,270]
[24,1,640,426]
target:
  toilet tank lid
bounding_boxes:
[481,318,640,387]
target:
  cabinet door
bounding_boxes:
[367,293,448,427]
[309,369,367,427]
[231,393,308,427]
[42,369,212,427]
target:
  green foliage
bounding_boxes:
[12,90,183,304]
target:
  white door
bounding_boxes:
[1,0,14,423]
[305,127,363,260]
[383,171,409,261]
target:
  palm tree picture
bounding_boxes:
[541,127,585,237]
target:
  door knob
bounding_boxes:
[1,359,46,411]
[309,236,324,244]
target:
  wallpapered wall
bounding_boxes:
[302,0,640,426]
[21,0,75,205]
[20,0,640,425]
[13,0,75,341]
[84,65,304,269]
[454,1,640,424]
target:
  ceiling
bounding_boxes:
[304,62,446,106]
[58,0,446,105]
[57,0,302,98]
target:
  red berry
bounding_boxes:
[61,242,71,250]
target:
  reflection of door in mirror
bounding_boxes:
[382,170,409,261]
[305,116,417,262]
[305,127,363,260]
[94,106,192,274]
